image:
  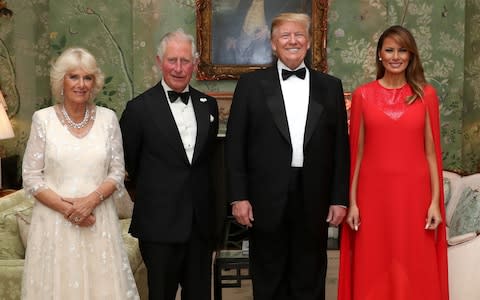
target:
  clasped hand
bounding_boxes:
[62,194,99,227]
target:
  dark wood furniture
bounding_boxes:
[1,155,21,190]
[0,188,16,197]
[213,249,251,300]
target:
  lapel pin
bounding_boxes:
[200,97,207,103]
[210,114,215,122]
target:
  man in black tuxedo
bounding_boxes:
[120,29,218,300]
[225,13,349,300]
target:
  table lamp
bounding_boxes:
[0,90,15,189]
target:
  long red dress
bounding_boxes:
[338,81,449,300]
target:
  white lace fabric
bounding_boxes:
[21,106,139,300]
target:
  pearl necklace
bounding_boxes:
[61,105,90,129]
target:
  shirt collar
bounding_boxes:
[277,60,307,81]
[161,79,189,94]
[277,60,306,72]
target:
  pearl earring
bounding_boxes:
[379,57,382,61]
[61,89,64,96]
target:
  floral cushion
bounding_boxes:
[442,171,462,226]
[15,210,32,248]
[113,188,134,219]
[0,190,33,259]
[449,186,480,238]
[443,178,452,205]
[0,259,24,300]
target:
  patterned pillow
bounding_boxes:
[112,188,133,219]
[449,186,480,238]
[0,190,33,259]
[15,210,32,248]
[443,178,451,205]
[443,171,463,226]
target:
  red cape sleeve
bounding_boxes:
[338,85,449,300]
[424,85,449,300]
[338,86,363,300]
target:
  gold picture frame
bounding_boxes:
[196,0,329,80]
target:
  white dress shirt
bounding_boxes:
[162,80,197,164]
[277,61,310,167]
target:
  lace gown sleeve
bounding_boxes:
[22,111,48,195]
[105,111,126,191]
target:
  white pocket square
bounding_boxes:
[210,114,215,122]
[200,97,207,103]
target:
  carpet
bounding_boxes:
[220,250,339,300]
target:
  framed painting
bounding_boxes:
[196,0,329,80]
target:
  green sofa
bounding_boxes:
[0,189,148,299]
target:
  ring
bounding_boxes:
[74,217,80,223]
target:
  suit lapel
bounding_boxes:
[147,83,190,164]
[263,67,291,144]
[191,88,209,164]
[304,71,325,148]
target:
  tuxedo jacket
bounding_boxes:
[120,82,219,243]
[225,65,350,235]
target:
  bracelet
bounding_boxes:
[94,190,104,202]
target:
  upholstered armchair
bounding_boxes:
[0,189,148,299]
[443,171,480,300]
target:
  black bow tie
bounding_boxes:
[168,90,190,104]
[281,68,306,80]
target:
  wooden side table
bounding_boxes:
[213,249,251,300]
[0,188,16,197]
[1,155,21,189]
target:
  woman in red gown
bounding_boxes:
[338,25,449,300]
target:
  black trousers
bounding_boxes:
[250,167,328,300]
[139,223,212,300]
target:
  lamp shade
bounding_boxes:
[0,91,14,140]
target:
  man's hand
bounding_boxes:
[326,205,347,226]
[232,200,254,227]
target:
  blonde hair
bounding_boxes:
[50,47,104,103]
[270,13,311,39]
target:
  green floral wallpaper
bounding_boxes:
[48,0,134,113]
[463,0,480,173]
[328,0,465,171]
[0,0,50,162]
[0,0,478,173]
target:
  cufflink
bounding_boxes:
[200,97,207,103]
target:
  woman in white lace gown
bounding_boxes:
[21,48,139,300]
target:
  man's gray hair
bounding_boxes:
[156,28,199,60]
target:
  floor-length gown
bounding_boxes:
[21,106,139,300]
[338,81,449,300]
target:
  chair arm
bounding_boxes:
[448,231,479,246]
